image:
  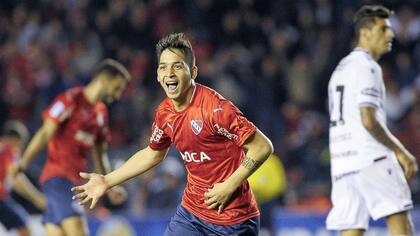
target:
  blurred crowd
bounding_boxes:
[1,0,420,220]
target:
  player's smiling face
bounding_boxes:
[157,48,197,107]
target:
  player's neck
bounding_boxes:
[172,82,196,112]
[355,43,379,61]
[83,81,101,105]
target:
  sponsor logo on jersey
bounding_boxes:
[150,124,164,142]
[330,150,358,159]
[214,124,238,141]
[330,133,352,143]
[180,151,211,163]
[191,120,203,135]
[75,130,95,146]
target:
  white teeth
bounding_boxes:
[166,82,178,91]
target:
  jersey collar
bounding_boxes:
[353,47,374,60]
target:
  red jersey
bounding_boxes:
[40,87,111,185]
[149,84,259,225]
[0,141,19,199]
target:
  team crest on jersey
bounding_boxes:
[190,120,203,135]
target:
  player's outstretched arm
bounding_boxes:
[360,106,418,180]
[11,119,58,176]
[72,146,168,209]
[204,129,273,213]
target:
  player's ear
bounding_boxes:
[360,28,370,40]
[191,65,198,80]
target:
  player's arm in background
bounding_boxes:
[7,166,46,211]
[92,141,127,205]
[92,142,112,175]
[360,106,418,180]
[205,129,273,213]
[11,119,58,175]
[72,146,169,209]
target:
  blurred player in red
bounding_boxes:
[72,33,273,235]
[0,120,46,236]
[11,59,130,236]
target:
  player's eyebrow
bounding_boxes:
[158,61,187,69]
[159,61,183,65]
[159,61,184,66]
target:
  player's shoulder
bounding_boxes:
[197,83,228,106]
[331,51,375,83]
[197,84,243,119]
[155,97,173,113]
[57,87,83,102]
[347,50,377,68]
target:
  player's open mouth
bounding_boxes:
[166,81,179,92]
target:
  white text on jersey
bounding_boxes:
[181,151,212,163]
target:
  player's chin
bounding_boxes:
[165,91,179,99]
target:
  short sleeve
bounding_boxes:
[148,114,171,151]
[210,100,256,146]
[357,64,381,108]
[42,93,74,123]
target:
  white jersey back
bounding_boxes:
[328,48,393,175]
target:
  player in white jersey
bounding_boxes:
[326,5,418,236]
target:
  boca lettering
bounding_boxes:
[180,151,211,163]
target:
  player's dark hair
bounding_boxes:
[2,120,29,144]
[156,33,195,68]
[93,58,131,81]
[353,5,393,41]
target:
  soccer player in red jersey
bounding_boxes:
[0,120,46,236]
[11,59,130,236]
[72,33,274,235]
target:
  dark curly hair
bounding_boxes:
[156,33,195,68]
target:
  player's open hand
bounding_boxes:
[395,150,418,181]
[71,172,109,209]
[204,181,235,214]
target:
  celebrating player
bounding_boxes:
[11,59,130,236]
[326,5,418,236]
[0,120,46,236]
[72,33,273,235]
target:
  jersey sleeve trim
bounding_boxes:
[359,102,378,108]
[236,126,257,147]
[148,143,169,151]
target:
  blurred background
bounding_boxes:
[0,0,419,235]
